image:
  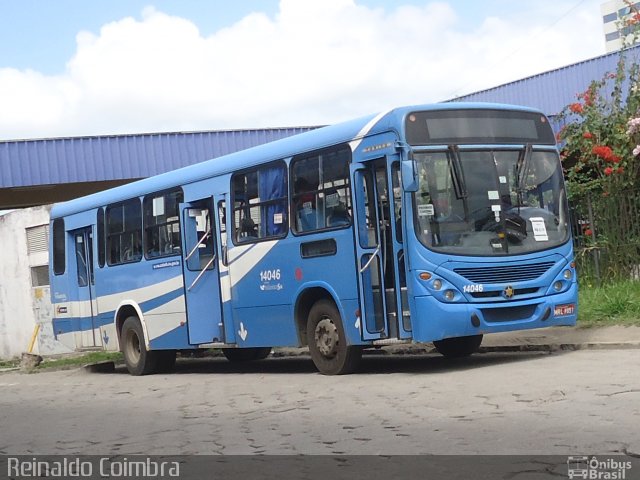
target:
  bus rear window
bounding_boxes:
[52,218,65,275]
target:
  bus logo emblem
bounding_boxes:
[503,286,514,299]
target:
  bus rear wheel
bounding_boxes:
[222,347,272,362]
[307,299,362,375]
[121,316,157,375]
[433,334,483,358]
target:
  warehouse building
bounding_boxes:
[0,45,638,358]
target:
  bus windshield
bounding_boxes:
[412,148,569,256]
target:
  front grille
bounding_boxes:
[470,287,540,299]
[454,262,555,284]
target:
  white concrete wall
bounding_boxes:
[0,206,71,359]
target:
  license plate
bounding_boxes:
[554,303,575,317]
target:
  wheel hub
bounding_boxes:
[125,330,141,364]
[315,317,339,358]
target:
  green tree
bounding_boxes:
[557,19,640,282]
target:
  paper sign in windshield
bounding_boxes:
[530,217,548,241]
[326,192,339,208]
[418,204,435,217]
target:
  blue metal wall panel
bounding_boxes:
[0,127,315,189]
[450,45,640,118]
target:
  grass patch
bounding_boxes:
[0,359,20,369]
[578,279,640,327]
[36,351,123,371]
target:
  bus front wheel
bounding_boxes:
[307,299,362,375]
[433,334,483,358]
[121,316,157,375]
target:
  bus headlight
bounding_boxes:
[444,290,455,301]
[433,279,442,291]
[553,281,563,291]
[563,269,572,280]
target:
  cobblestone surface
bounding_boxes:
[1,350,638,455]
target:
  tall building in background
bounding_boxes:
[602,0,640,52]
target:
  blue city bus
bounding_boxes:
[49,103,578,375]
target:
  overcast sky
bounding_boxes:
[0,0,606,140]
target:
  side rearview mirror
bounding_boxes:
[401,152,418,192]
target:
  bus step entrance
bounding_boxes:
[385,287,410,332]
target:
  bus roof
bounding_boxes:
[50,102,542,219]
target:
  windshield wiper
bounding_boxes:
[515,143,533,211]
[447,145,469,218]
[448,145,467,199]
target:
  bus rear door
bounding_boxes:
[71,227,98,348]
[180,200,224,344]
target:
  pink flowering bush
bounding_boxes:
[557,55,639,198]
[557,35,640,282]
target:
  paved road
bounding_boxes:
[1,350,638,456]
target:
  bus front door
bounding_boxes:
[72,227,98,348]
[351,159,407,341]
[180,201,224,345]
[351,165,388,340]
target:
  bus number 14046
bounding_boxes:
[260,269,281,282]
[463,284,484,293]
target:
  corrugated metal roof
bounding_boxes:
[4,43,640,192]
[0,127,317,189]
[449,45,640,117]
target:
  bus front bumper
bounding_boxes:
[410,282,578,342]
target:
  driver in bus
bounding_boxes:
[294,177,317,231]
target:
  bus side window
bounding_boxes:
[143,189,183,258]
[52,218,66,275]
[97,208,105,268]
[232,162,288,243]
[75,233,88,287]
[291,146,351,234]
[218,201,228,266]
[106,199,143,265]
[185,208,215,271]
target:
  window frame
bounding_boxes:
[217,200,228,266]
[105,198,143,266]
[143,187,184,260]
[231,160,289,246]
[52,218,66,275]
[290,144,353,236]
[31,264,50,287]
[97,208,105,268]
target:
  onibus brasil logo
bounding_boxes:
[567,456,632,479]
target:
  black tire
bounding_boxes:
[155,350,177,373]
[307,299,362,375]
[433,334,483,358]
[222,347,272,362]
[121,316,157,375]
